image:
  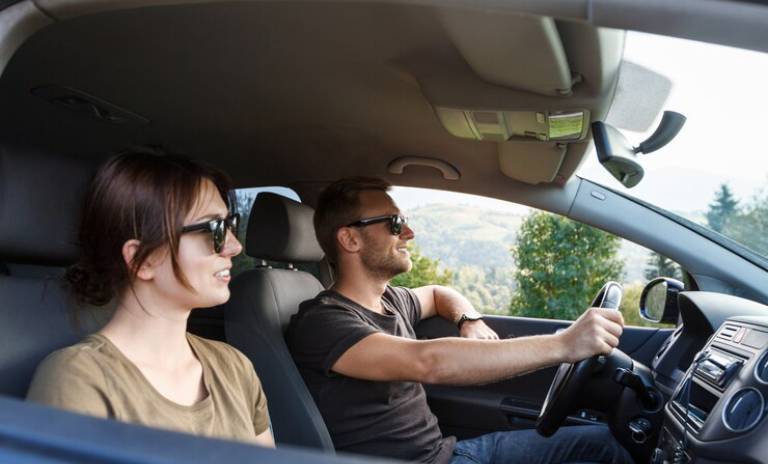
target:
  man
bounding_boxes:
[286,177,632,464]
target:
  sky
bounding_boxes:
[580,31,768,213]
[389,186,530,215]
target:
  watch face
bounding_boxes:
[458,314,482,327]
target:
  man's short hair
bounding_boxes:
[314,177,391,264]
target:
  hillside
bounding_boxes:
[403,203,658,313]
[407,204,524,269]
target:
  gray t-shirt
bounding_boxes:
[287,286,455,464]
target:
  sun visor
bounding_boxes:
[439,10,575,96]
[498,142,566,185]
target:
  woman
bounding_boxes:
[27,150,274,447]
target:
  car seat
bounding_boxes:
[223,192,334,452]
[0,146,106,398]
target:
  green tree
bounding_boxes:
[391,243,453,288]
[509,212,624,320]
[450,265,514,315]
[706,184,739,233]
[723,189,768,256]
[644,252,682,281]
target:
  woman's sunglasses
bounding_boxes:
[346,214,408,235]
[181,213,240,253]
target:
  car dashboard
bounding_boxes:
[651,292,768,463]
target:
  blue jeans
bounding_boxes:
[450,425,633,464]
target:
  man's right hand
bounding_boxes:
[556,307,625,363]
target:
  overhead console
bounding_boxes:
[435,108,590,143]
[658,316,768,463]
[414,9,626,185]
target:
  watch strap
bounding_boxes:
[456,313,483,329]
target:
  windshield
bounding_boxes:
[580,31,768,260]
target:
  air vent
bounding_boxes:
[755,351,768,384]
[722,388,764,433]
[717,324,740,341]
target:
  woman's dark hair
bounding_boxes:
[65,149,232,306]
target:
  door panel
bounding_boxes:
[416,315,673,439]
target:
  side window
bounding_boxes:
[388,187,680,327]
[231,187,310,277]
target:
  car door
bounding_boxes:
[416,316,673,438]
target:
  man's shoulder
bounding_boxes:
[383,285,420,318]
[291,290,360,328]
[303,290,338,306]
[383,285,415,302]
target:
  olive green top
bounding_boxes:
[27,333,269,444]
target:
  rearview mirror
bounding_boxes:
[592,111,686,188]
[639,277,684,323]
[591,122,644,187]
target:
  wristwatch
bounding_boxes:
[456,313,483,329]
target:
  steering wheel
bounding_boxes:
[535,281,623,437]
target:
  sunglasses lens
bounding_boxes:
[229,214,240,235]
[213,219,226,253]
[391,216,404,235]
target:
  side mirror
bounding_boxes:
[639,277,684,323]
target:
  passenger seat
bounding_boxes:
[223,192,334,452]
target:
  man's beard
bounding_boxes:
[360,242,413,280]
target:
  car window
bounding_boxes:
[389,186,678,327]
[231,187,316,277]
[580,31,768,264]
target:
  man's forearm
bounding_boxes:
[415,333,567,385]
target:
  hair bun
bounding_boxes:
[65,262,114,307]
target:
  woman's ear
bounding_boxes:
[122,239,154,281]
[336,227,361,255]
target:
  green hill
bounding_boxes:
[403,203,658,313]
[407,204,524,269]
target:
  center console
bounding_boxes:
[656,316,768,463]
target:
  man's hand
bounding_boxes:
[556,307,624,363]
[459,319,499,340]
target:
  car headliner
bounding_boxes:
[1,0,767,208]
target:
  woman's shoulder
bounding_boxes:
[34,335,112,377]
[187,333,255,376]
[26,335,113,410]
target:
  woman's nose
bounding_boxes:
[221,229,243,256]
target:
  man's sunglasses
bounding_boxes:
[346,214,408,236]
[181,213,240,253]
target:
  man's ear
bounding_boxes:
[336,227,362,255]
[122,239,155,281]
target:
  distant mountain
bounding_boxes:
[404,203,657,308]
[406,204,525,270]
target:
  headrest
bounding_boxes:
[0,146,94,265]
[246,192,325,262]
